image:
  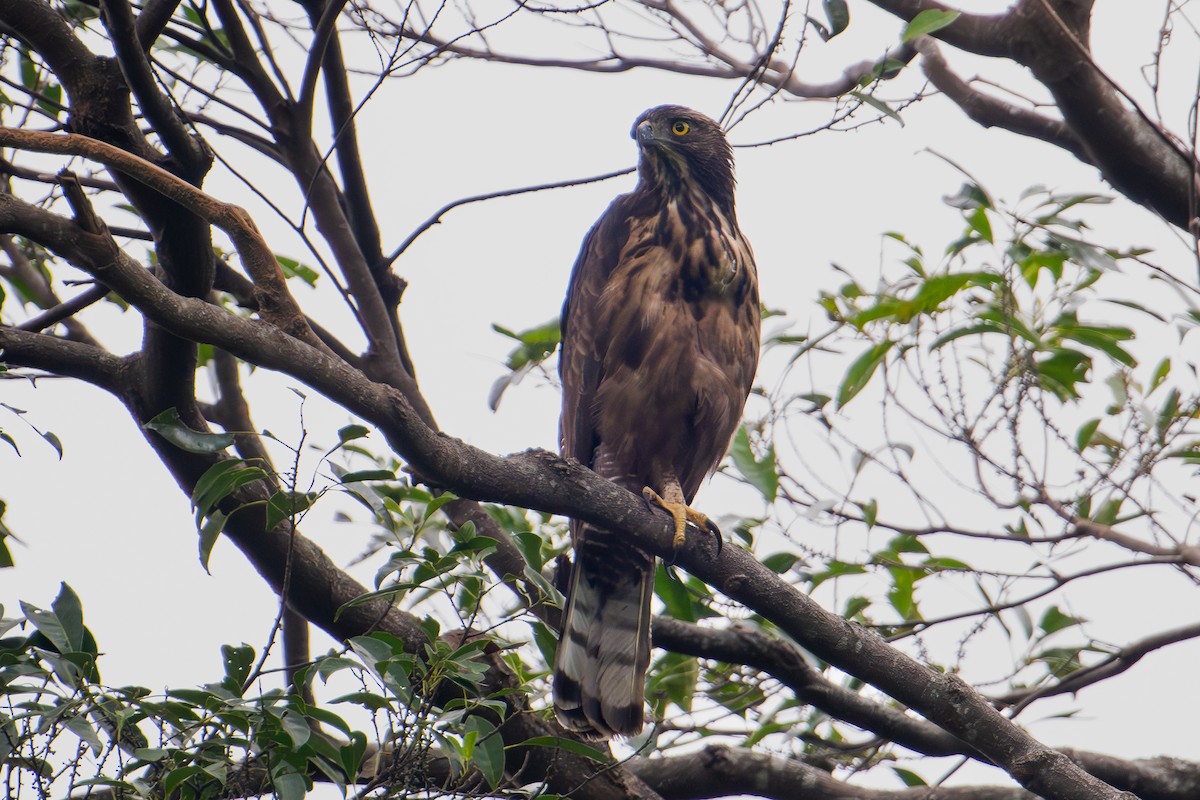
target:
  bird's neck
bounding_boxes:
[638,154,737,220]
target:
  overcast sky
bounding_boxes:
[4,1,1199,791]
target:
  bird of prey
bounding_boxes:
[553,105,761,739]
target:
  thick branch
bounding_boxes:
[135,0,182,47]
[629,744,1034,800]
[862,0,1017,57]
[0,326,127,392]
[301,0,387,282]
[651,617,979,760]
[100,0,206,176]
[916,37,1091,165]
[1060,751,1200,800]
[870,0,1196,232]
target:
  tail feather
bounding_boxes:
[553,536,653,740]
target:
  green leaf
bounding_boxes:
[761,552,799,574]
[529,619,559,666]
[513,530,548,572]
[1034,645,1086,677]
[849,90,903,126]
[837,341,894,408]
[650,653,700,714]
[729,425,778,502]
[164,766,206,797]
[315,656,360,684]
[944,182,992,211]
[133,748,168,762]
[144,408,234,453]
[1039,606,1084,638]
[843,595,871,619]
[654,563,697,622]
[66,714,103,755]
[272,771,306,800]
[860,498,878,530]
[275,254,320,286]
[222,643,255,693]
[464,717,504,788]
[817,0,849,40]
[192,462,269,526]
[19,48,38,91]
[965,206,993,243]
[192,459,248,513]
[41,430,63,459]
[338,424,370,443]
[892,767,928,787]
[1057,323,1136,367]
[279,709,311,748]
[20,583,87,654]
[887,567,919,621]
[1035,349,1091,400]
[340,731,368,782]
[51,582,87,653]
[902,8,960,42]
[198,509,227,573]
[1156,388,1181,444]
[1075,418,1101,451]
[266,490,318,530]
[1148,358,1171,394]
[509,736,608,763]
[494,318,561,371]
[808,560,867,589]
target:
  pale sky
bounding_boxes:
[3,2,1198,792]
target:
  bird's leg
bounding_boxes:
[642,479,722,555]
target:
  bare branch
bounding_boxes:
[15,284,109,334]
[135,0,183,47]
[100,0,208,176]
[628,744,1035,800]
[0,327,126,392]
[994,621,1200,709]
[917,37,1091,164]
[387,166,636,266]
[0,127,327,351]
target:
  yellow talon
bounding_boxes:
[642,486,723,554]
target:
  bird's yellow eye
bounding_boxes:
[671,120,690,136]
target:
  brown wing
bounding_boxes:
[559,194,634,467]
[555,193,657,739]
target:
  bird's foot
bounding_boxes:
[642,487,723,556]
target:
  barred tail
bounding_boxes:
[552,537,654,740]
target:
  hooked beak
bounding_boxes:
[634,120,655,146]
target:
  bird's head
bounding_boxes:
[631,105,735,210]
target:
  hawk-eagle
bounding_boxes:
[553,105,761,739]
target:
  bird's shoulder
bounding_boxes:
[561,191,646,331]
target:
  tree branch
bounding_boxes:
[993,621,1200,709]
[862,0,1017,57]
[135,0,182,48]
[0,327,127,392]
[916,37,1092,165]
[100,0,208,177]
[0,127,326,352]
[628,744,1034,800]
